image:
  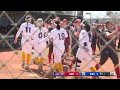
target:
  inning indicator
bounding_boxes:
[80,72,115,76]
[100,72,108,76]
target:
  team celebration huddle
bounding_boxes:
[14,14,120,79]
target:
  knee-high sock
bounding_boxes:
[53,54,54,63]
[90,66,99,79]
[87,62,97,72]
[35,57,40,64]
[27,54,31,65]
[90,66,97,72]
[114,64,120,79]
[53,63,58,72]
[58,63,63,72]
[95,63,101,70]
[92,47,96,54]
[39,57,44,64]
[22,52,26,63]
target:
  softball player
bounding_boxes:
[94,21,120,79]
[48,19,55,64]
[62,19,70,62]
[34,21,38,27]
[76,21,97,72]
[49,21,68,72]
[32,18,48,71]
[14,15,35,69]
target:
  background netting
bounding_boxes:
[0,11,119,79]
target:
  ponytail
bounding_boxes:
[85,24,90,32]
[57,23,60,30]
[55,21,60,30]
[83,21,91,39]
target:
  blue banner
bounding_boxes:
[80,72,100,76]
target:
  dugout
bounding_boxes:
[0,11,83,51]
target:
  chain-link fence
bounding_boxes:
[0,11,119,79]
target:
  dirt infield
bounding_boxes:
[0,48,119,79]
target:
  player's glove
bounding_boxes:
[83,42,89,52]
[83,46,89,52]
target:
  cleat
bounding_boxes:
[38,63,43,73]
[25,65,30,71]
[55,76,61,79]
[54,76,64,79]
[33,59,35,64]
[33,58,39,65]
[21,63,25,68]
[75,65,80,71]
[21,61,25,68]
[69,60,81,71]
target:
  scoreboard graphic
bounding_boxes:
[53,72,116,77]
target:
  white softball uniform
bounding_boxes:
[15,22,36,54]
[32,27,48,58]
[76,29,93,63]
[49,28,68,63]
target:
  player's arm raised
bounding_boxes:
[105,24,119,39]
[14,24,23,44]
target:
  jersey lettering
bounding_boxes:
[58,33,65,40]
[25,27,31,33]
[38,32,47,38]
